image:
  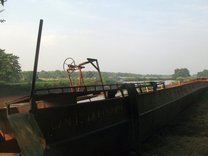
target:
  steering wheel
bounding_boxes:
[63,57,76,74]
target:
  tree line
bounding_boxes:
[1,49,208,84]
[21,70,172,84]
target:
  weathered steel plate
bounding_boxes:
[8,112,46,156]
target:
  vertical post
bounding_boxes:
[126,83,141,156]
[163,82,165,89]
[150,82,157,92]
[30,19,43,111]
[95,60,107,98]
[87,58,107,98]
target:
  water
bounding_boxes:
[123,80,174,85]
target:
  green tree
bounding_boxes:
[21,71,33,82]
[0,0,6,6]
[0,49,21,82]
[197,69,208,77]
[172,68,190,79]
[0,0,6,23]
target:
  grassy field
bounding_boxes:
[141,90,208,156]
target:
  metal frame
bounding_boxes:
[64,58,107,98]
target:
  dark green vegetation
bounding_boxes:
[172,68,190,80]
[21,70,173,83]
[21,70,173,85]
[0,0,6,23]
[1,49,208,89]
[3,70,171,92]
[2,65,208,91]
[0,70,174,96]
[0,49,21,82]
[197,70,208,78]
[0,0,5,6]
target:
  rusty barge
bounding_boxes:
[1,20,208,156]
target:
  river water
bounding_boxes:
[123,80,175,85]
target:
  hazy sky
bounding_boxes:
[1,0,208,74]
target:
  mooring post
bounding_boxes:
[126,83,141,156]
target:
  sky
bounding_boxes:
[0,0,208,75]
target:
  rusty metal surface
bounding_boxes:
[8,112,46,156]
[139,88,206,141]
[36,82,208,155]
[30,19,43,101]
[5,81,208,155]
[34,97,128,144]
[63,58,105,96]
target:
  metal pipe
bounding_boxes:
[30,19,43,109]
[95,60,107,98]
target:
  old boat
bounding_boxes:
[1,20,208,156]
